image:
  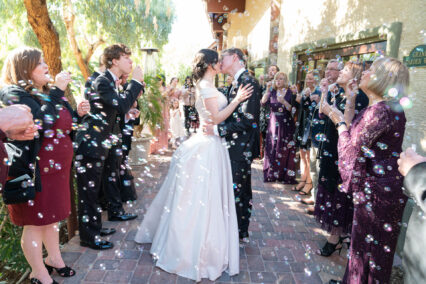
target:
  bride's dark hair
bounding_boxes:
[192,49,218,82]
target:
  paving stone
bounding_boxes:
[103,271,132,283]
[85,270,106,281]
[93,259,120,270]
[59,153,350,283]
[118,259,137,271]
[131,264,152,283]
[249,271,277,283]
[246,255,265,272]
[149,267,177,284]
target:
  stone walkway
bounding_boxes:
[52,152,349,284]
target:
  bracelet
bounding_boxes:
[335,121,347,128]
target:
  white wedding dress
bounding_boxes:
[134,81,239,282]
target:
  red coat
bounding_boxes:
[0,130,9,190]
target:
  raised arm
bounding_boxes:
[94,76,143,115]
[204,84,253,125]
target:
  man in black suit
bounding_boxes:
[217,48,261,242]
[75,44,144,250]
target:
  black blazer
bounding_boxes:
[0,85,69,192]
[76,71,143,159]
[218,70,261,162]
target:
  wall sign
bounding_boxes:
[403,45,426,67]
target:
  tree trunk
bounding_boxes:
[24,0,78,238]
[23,0,76,107]
[63,0,91,80]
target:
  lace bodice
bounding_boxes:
[195,82,228,124]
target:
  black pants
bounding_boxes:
[77,156,106,242]
[102,147,125,214]
[230,160,253,239]
[183,105,191,131]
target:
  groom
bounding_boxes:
[217,48,261,242]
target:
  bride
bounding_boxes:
[134,49,253,281]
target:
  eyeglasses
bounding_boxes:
[326,68,340,72]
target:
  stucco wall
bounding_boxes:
[274,0,426,153]
[226,0,271,62]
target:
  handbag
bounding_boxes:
[2,143,36,205]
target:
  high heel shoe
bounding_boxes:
[317,240,343,256]
[298,182,313,195]
[291,180,306,191]
[45,262,76,277]
[30,278,58,284]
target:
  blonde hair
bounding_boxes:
[170,98,179,109]
[1,47,47,93]
[345,61,363,83]
[273,71,289,90]
[367,57,409,99]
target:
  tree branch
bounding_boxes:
[63,0,90,79]
[85,38,105,65]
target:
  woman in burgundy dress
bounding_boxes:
[322,57,409,284]
[314,62,368,257]
[1,47,90,284]
[261,72,297,184]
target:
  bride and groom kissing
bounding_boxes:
[134,48,261,282]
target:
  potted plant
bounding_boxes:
[129,74,164,165]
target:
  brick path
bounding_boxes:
[53,152,349,284]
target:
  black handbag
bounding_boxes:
[2,143,36,205]
[3,174,36,204]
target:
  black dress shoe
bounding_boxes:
[329,280,342,284]
[100,228,116,236]
[108,212,137,221]
[80,240,114,250]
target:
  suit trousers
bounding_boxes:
[102,147,125,215]
[230,159,252,239]
[183,105,191,131]
[77,156,105,242]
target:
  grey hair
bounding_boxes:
[328,59,344,70]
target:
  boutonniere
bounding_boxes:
[118,85,124,92]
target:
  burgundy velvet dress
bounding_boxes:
[263,89,297,184]
[338,101,407,284]
[8,109,74,226]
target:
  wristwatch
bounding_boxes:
[336,121,347,128]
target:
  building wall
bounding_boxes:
[274,0,426,153]
[226,0,270,62]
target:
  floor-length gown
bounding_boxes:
[338,101,407,283]
[263,88,297,183]
[134,82,239,282]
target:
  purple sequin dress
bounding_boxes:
[263,89,297,184]
[338,101,407,284]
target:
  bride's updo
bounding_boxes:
[192,49,218,82]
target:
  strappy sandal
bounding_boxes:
[299,182,313,195]
[291,180,306,191]
[45,262,76,277]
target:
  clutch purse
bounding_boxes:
[2,143,36,204]
[2,174,36,204]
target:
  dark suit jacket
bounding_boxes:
[0,85,70,192]
[76,71,143,159]
[218,70,261,162]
